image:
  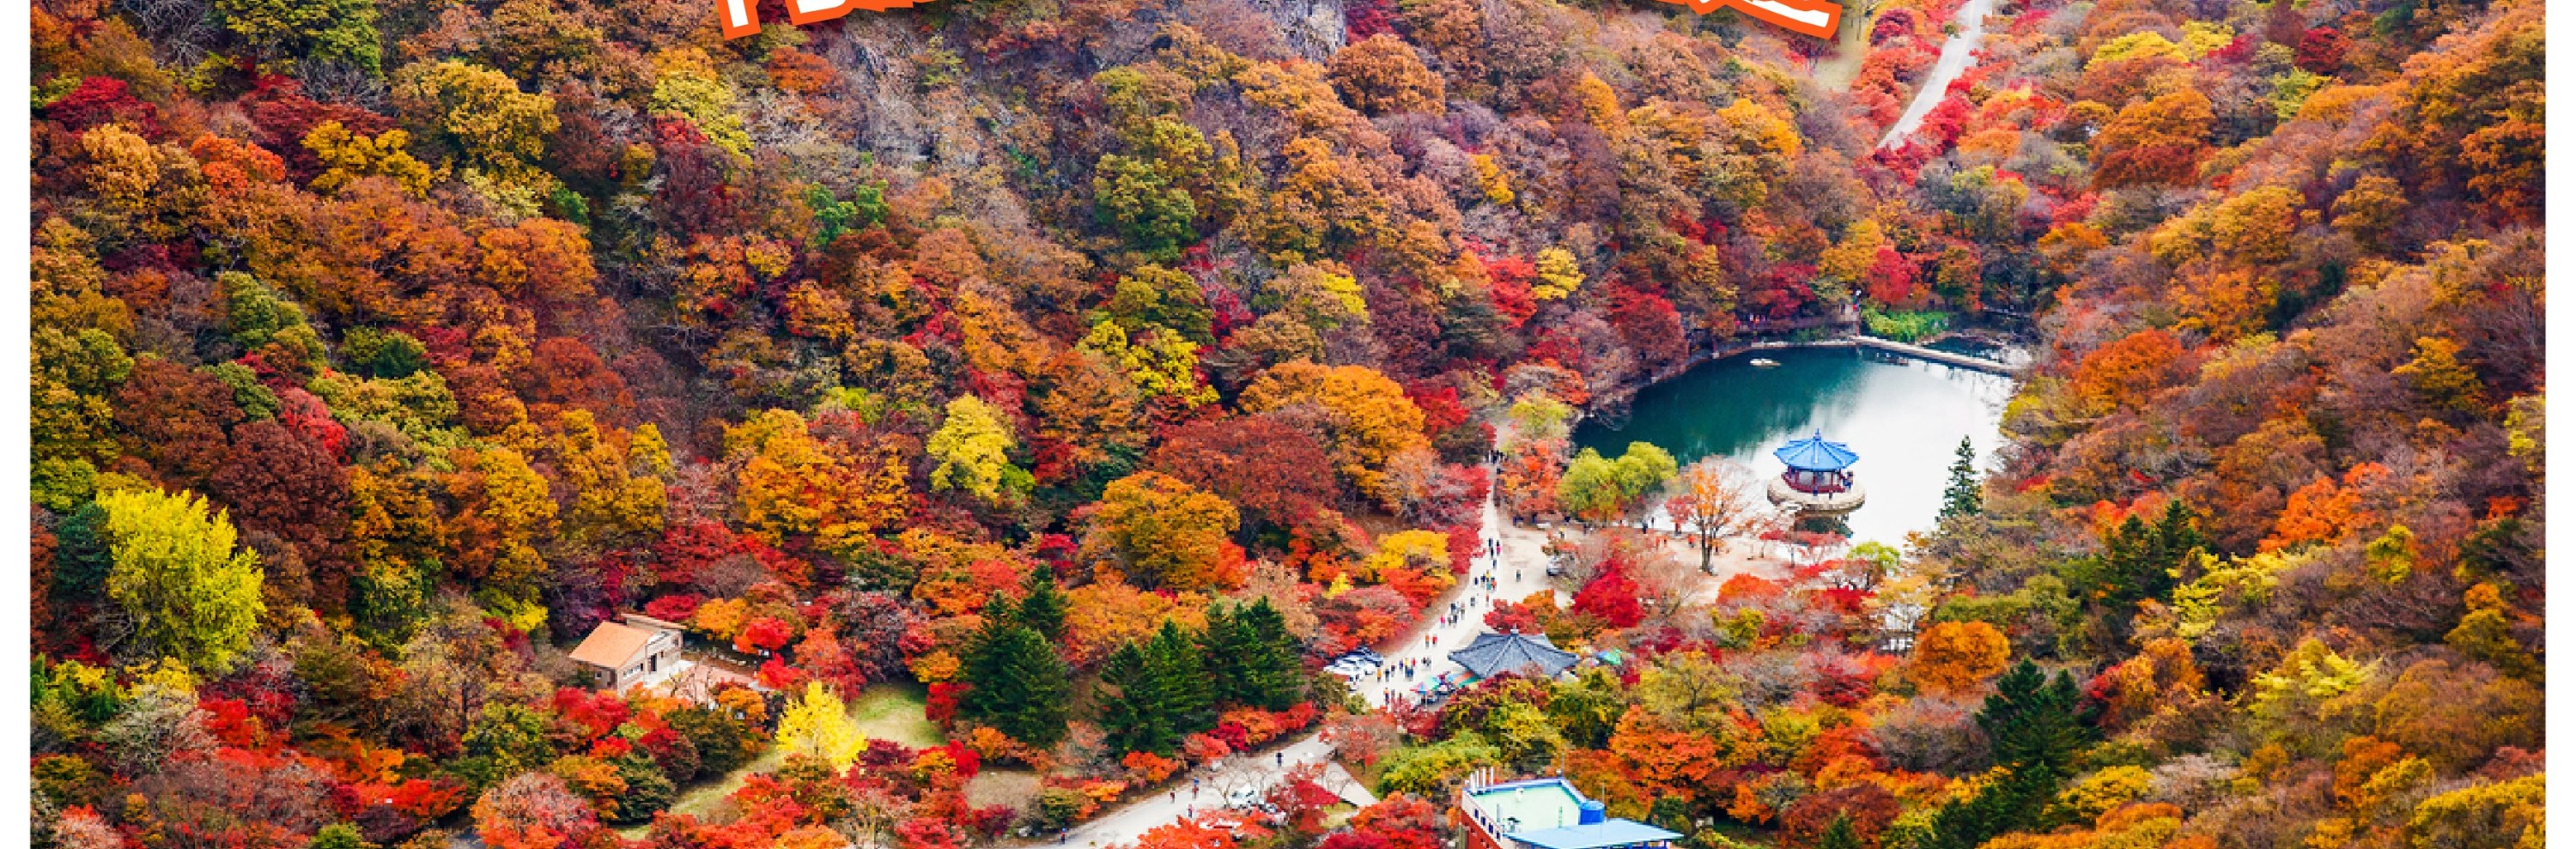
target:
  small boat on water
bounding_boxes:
[1749,357,1781,368]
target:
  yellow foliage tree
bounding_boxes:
[303,121,434,197]
[1085,471,1243,591]
[550,410,668,544]
[927,395,1031,504]
[1470,154,1515,206]
[775,681,866,770]
[1078,321,1218,409]
[1532,248,1585,301]
[391,59,559,178]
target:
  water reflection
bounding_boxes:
[1572,345,2015,546]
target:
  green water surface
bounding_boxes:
[1572,344,2015,546]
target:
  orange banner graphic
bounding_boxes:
[721,0,927,39]
[724,0,1841,41]
[1659,0,1844,39]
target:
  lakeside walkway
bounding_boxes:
[1748,336,2020,376]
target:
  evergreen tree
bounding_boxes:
[1016,569,1068,641]
[1978,659,2093,773]
[667,706,749,776]
[2063,501,2205,619]
[1646,797,1694,836]
[983,593,1018,629]
[962,616,1072,747]
[1147,620,1214,734]
[1203,598,1302,710]
[1940,437,1981,521]
[611,753,677,822]
[1818,814,1862,849]
[1238,597,1303,709]
[1099,640,1177,755]
[51,501,113,600]
[1929,659,2096,849]
[1199,603,1242,703]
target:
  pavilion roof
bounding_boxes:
[1773,431,1859,471]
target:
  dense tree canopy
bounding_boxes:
[25,0,2545,846]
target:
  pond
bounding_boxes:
[1572,343,2017,547]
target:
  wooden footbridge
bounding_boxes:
[1745,335,2020,376]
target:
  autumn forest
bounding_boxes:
[23,0,2546,847]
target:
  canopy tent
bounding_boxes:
[1448,631,1580,680]
[1772,430,1860,471]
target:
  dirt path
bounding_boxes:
[1066,464,1792,848]
[1065,490,1534,849]
[1878,0,1999,148]
[1811,0,1880,92]
[1347,491,1560,710]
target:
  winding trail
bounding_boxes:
[1877,0,1999,149]
[1063,475,1789,848]
[1064,490,1542,849]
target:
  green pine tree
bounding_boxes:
[983,592,1018,629]
[1016,569,1068,641]
[1818,814,1862,849]
[1203,599,1303,711]
[1236,598,1303,710]
[963,616,1072,747]
[1099,640,1177,755]
[1929,659,2097,849]
[1198,603,1242,703]
[1978,659,2092,773]
[611,753,677,823]
[1148,619,1215,734]
[50,501,113,600]
[2060,501,2204,639]
[1940,437,1981,521]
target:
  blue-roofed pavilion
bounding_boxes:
[1773,430,1859,471]
[1773,431,1858,494]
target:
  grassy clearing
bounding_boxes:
[653,743,785,827]
[849,682,944,749]
[966,768,1045,810]
[635,682,944,834]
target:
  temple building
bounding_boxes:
[1447,631,1581,682]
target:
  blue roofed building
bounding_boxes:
[1451,772,1681,849]
[1506,821,1690,849]
[1766,430,1867,514]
